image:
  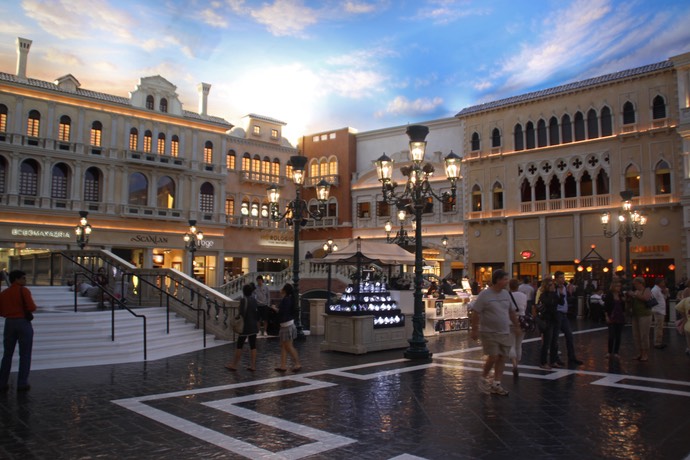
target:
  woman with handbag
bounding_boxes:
[225,284,259,371]
[508,279,528,377]
[603,279,625,359]
[628,277,653,362]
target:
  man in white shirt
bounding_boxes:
[253,276,271,336]
[517,277,535,308]
[651,278,668,349]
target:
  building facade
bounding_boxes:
[457,55,690,288]
[0,37,309,286]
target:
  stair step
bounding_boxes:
[1,287,231,371]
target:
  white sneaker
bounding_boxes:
[490,383,509,396]
[478,377,492,394]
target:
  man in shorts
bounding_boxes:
[470,269,518,396]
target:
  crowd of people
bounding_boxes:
[469,270,689,397]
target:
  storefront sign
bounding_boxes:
[129,233,215,248]
[631,245,669,254]
[520,250,535,260]
[11,228,71,239]
[259,232,294,247]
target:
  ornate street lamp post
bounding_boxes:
[375,125,461,360]
[183,219,204,278]
[75,211,92,249]
[384,208,416,246]
[601,190,646,282]
[268,155,331,340]
[322,238,338,309]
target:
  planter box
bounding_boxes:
[320,313,412,354]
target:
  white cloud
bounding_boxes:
[344,1,376,14]
[199,8,229,28]
[375,95,444,118]
[250,0,318,37]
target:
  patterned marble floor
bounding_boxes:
[1,319,689,459]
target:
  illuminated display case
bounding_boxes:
[327,281,405,329]
[423,295,471,336]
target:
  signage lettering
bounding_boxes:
[631,245,669,254]
[12,228,71,239]
[131,235,169,244]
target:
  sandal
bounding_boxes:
[274,367,287,372]
[292,366,302,372]
[246,367,256,372]
[224,364,237,371]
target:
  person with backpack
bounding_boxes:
[224,284,259,372]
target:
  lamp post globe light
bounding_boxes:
[268,155,331,340]
[375,125,461,360]
[601,190,647,282]
[183,219,204,277]
[75,211,92,249]
[322,238,338,309]
[384,208,416,246]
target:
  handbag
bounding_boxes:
[645,296,658,309]
[231,298,245,334]
[509,291,535,332]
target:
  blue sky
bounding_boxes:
[1,0,689,145]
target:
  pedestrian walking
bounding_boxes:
[651,278,669,349]
[603,279,625,358]
[271,283,302,373]
[507,278,527,377]
[628,277,653,362]
[537,278,560,369]
[0,270,37,392]
[253,275,271,336]
[470,269,518,396]
[225,284,259,372]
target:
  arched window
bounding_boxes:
[171,135,179,157]
[596,170,609,195]
[561,114,572,143]
[525,122,535,149]
[146,95,154,110]
[199,182,214,213]
[537,119,547,147]
[262,156,271,176]
[514,124,524,151]
[250,201,259,217]
[471,132,480,151]
[19,159,39,196]
[549,176,561,199]
[652,95,666,119]
[491,128,501,148]
[129,128,138,150]
[319,158,328,177]
[241,153,251,170]
[655,160,671,194]
[90,121,103,147]
[27,110,40,137]
[84,167,101,202]
[574,112,585,141]
[564,174,577,198]
[252,154,261,172]
[226,150,236,170]
[143,130,152,152]
[240,200,250,216]
[534,177,546,201]
[600,106,612,136]
[471,184,482,211]
[261,202,269,218]
[128,172,148,206]
[623,101,635,124]
[580,171,593,196]
[0,104,8,133]
[328,157,337,175]
[51,163,69,199]
[492,182,503,210]
[587,109,598,139]
[159,98,168,113]
[157,176,175,208]
[549,117,559,145]
[520,179,531,203]
[204,141,213,163]
[58,115,71,142]
[310,159,318,178]
[157,133,165,154]
[272,159,281,177]
[625,165,640,196]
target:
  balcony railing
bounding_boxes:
[307,174,340,187]
[239,170,286,186]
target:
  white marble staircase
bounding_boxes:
[0,286,230,370]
